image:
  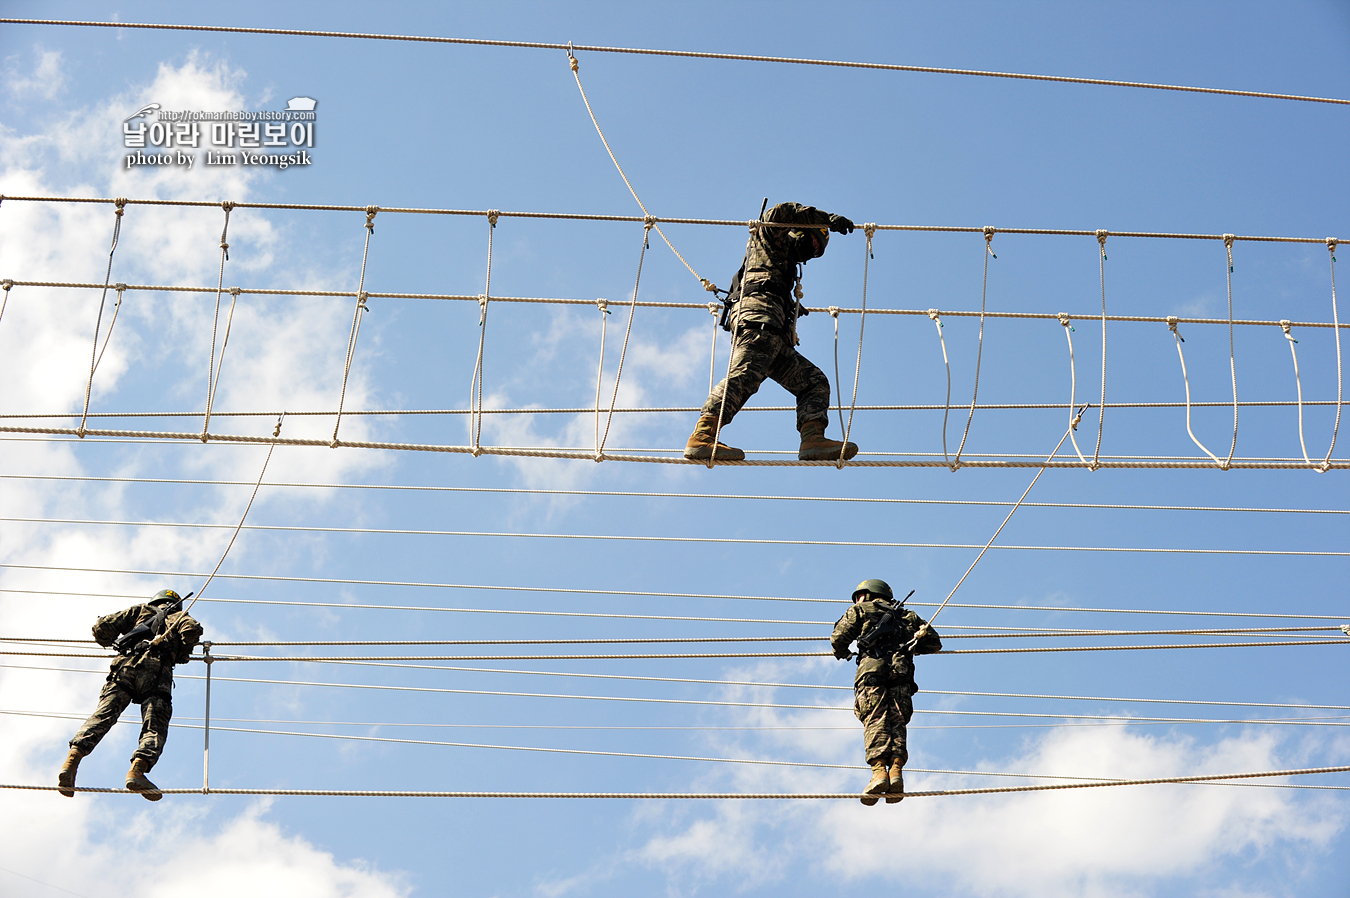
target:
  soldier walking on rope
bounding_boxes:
[831,579,942,805]
[58,589,203,800]
[684,200,861,462]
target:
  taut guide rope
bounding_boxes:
[595,222,650,459]
[202,201,237,440]
[77,199,125,437]
[331,206,377,447]
[468,211,497,455]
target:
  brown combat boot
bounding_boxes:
[885,758,905,803]
[58,747,84,798]
[125,758,162,801]
[860,761,890,806]
[683,414,744,462]
[798,420,858,461]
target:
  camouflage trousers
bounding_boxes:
[701,319,831,430]
[855,682,914,767]
[70,678,173,770]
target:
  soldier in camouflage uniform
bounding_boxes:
[58,589,203,800]
[684,201,861,463]
[830,578,942,805]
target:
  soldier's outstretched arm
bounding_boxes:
[91,606,141,647]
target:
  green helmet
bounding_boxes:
[851,578,893,603]
[150,589,182,608]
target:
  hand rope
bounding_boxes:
[1322,238,1342,472]
[706,301,720,393]
[952,228,995,469]
[567,47,720,297]
[1222,235,1240,466]
[201,201,234,440]
[331,206,377,447]
[201,287,240,441]
[1280,320,1315,468]
[915,406,1087,639]
[468,210,497,455]
[1167,317,1228,468]
[596,222,650,459]
[77,199,125,438]
[836,225,875,468]
[1093,230,1108,468]
[186,413,284,614]
[1058,314,1093,467]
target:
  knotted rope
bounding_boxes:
[595,222,650,459]
[1059,313,1094,467]
[202,201,235,440]
[951,227,996,469]
[1092,230,1108,469]
[928,308,955,466]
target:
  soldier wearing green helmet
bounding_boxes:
[831,578,942,805]
[58,589,203,801]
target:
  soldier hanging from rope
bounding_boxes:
[58,589,203,800]
[685,200,860,462]
[830,579,942,805]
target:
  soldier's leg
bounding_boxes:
[765,346,831,432]
[69,678,133,756]
[132,694,173,770]
[853,683,893,765]
[884,689,913,804]
[700,328,780,426]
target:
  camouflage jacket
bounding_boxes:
[830,598,942,690]
[93,603,203,700]
[93,604,203,665]
[732,202,837,329]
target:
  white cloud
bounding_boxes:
[3,47,66,101]
[0,53,407,898]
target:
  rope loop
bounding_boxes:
[828,306,840,318]
[221,200,235,213]
[113,197,126,216]
[365,205,379,232]
[567,41,578,72]
[487,209,499,228]
[706,301,719,316]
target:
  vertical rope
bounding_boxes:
[201,641,213,793]
[202,202,233,440]
[331,206,378,448]
[469,211,497,456]
[1321,238,1342,472]
[78,199,126,438]
[928,309,953,467]
[952,228,995,469]
[836,224,875,468]
[1280,320,1314,467]
[830,306,844,442]
[593,298,609,455]
[1093,230,1108,470]
[1058,313,1092,467]
[186,412,285,614]
[0,280,12,329]
[596,221,650,459]
[1167,316,1226,468]
[1222,235,1239,468]
[201,287,240,441]
[706,302,720,394]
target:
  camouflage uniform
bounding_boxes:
[70,603,203,770]
[830,599,942,766]
[701,202,839,430]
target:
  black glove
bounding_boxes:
[795,302,810,318]
[828,214,855,235]
[834,648,853,661]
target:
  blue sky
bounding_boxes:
[0,3,1347,897]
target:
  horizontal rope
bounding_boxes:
[6,279,1349,329]
[7,515,1344,558]
[3,19,1347,105]
[7,709,1346,788]
[5,764,1347,799]
[5,473,1343,516]
[3,424,1343,469]
[16,663,1350,726]
[5,567,1345,622]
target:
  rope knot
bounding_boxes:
[115,283,127,293]
[273,412,286,439]
[1,279,11,291]
[1166,315,1184,342]
[221,201,235,212]
[1223,233,1235,248]
[1057,312,1071,327]
[926,308,941,322]
[700,278,720,294]
[357,291,369,311]
[706,301,719,316]
[229,286,240,296]
[1328,237,1338,256]
[114,198,127,215]
[365,206,379,231]
[983,226,996,240]
[864,223,877,239]
[596,298,609,314]
[567,42,578,72]
[487,209,499,228]
[828,306,840,318]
